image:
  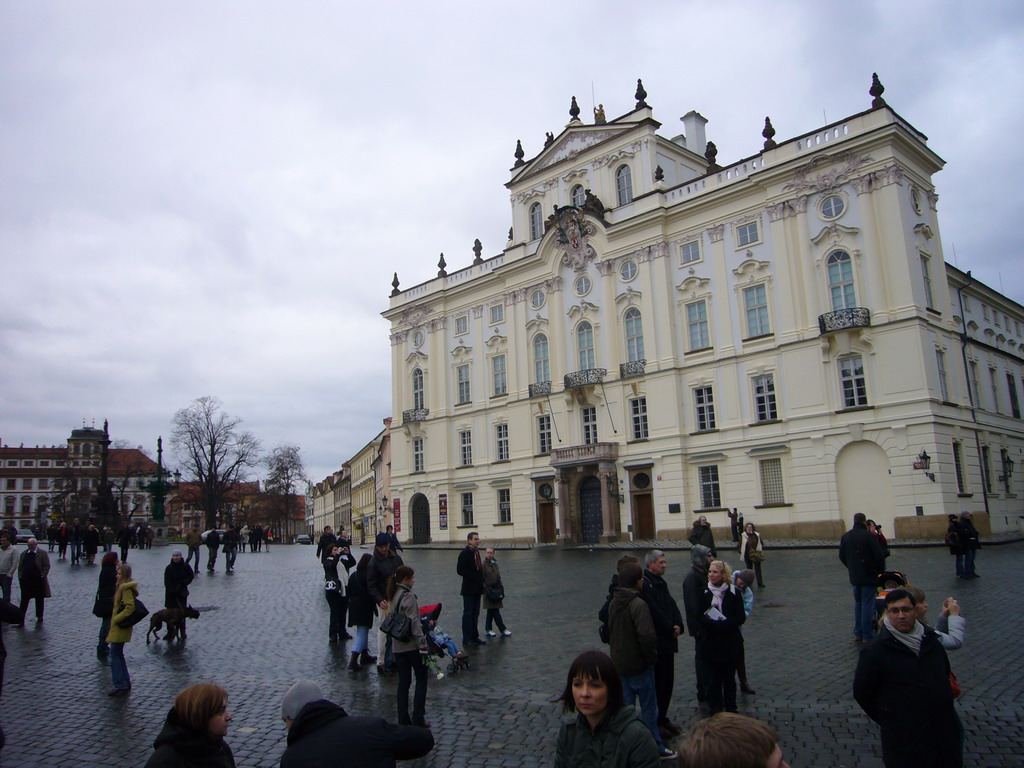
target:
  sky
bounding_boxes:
[2,1,1023,485]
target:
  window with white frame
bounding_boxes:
[529,202,543,240]
[456,364,471,404]
[743,285,771,337]
[492,355,507,396]
[827,251,856,310]
[936,350,949,402]
[686,300,710,350]
[533,334,550,383]
[753,374,778,422]
[624,308,645,362]
[582,406,598,445]
[616,165,633,205]
[680,240,701,264]
[953,441,965,493]
[920,253,935,308]
[21,479,31,490]
[571,184,586,208]
[412,437,424,473]
[497,487,511,524]
[839,355,868,408]
[989,367,1000,412]
[495,423,509,461]
[537,414,552,455]
[455,315,469,335]
[412,368,424,410]
[630,397,649,440]
[759,458,785,505]
[577,322,595,370]
[37,478,48,490]
[490,304,504,325]
[698,465,721,508]
[737,220,760,246]
[461,492,474,526]
[694,386,716,431]
[459,430,473,466]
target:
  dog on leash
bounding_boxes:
[146,606,201,644]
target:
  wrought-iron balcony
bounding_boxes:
[818,307,871,335]
[529,381,552,397]
[402,408,429,423]
[564,368,607,389]
[551,441,619,467]
[619,360,646,379]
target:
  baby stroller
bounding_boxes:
[419,602,471,676]
[874,569,910,622]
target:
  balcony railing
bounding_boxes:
[551,442,619,467]
[402,408,429,423]
[818,307,871,334]
[529,381,552,398]
[619,360,646,379]
[564,368,607,389]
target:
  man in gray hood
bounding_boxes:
[681,544,714,703]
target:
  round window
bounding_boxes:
[820,194,845,220]
[575,274,592,296]
[413,331,424,348]
[620,260,638,281]
[531,289,546,309]
[633,472,651,490]
[910,187,923,214]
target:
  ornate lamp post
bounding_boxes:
[145,436,181,546]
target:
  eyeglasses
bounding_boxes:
[886,606,915,615]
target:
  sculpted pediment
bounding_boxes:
[534,127,630,172]
[811,223,860,246]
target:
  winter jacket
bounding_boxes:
[184,529,202,548]
[739,531,763,559]
[457,545,484,596]
[95,562,118,617]
[367,551,403,605]
[389,583,428,654]
[698,583,746,664]
[681,564,708,638]
[144,707,236,768]
[839,523,886,586]
[347,569,376,627]
[688,523,716,555]
[0,544,18,581]
[17,548,51,598]
[280,699,433,768]
[323,552,355,595]
[315,532,338,560]
[957,518,981,550]
[106,580,139,644]
[554,706,659,768]
[641,569,682,653]
[607,587,657,677]
[164,560,194,609]
[481,556,503,610]
[205,531,221,549]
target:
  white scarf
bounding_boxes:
[708,582,729,611]
[883,615,925,655]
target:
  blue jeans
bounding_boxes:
[98,617,111,656]
[621,667,664,749]
[70,541,82,563]
[852,584,877,640]
[462,594,481,644]
[963,548,977,577]
[186,546,201,571]
[352,625,370,654]
[109,642,130,690]
[225,548,237,570]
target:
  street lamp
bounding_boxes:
[145,436,181,546]
[915,450,935,482]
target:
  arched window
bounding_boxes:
[827,251,856,310]
[412,368,424,410]
[533,334,550,383]
[529,202,544,240]
[577,322,595,370]
[624,307,645,362]
[616,165,633,206]
[571,184,586,208]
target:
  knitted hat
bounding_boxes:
[171,550,183,558]
[282,680,324,721]
[734,569,756,588]
[375,532,391,547]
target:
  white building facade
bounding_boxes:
[383,79,1023,545]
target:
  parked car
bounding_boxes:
[200,529,227,543]
[15,529,35,543]
[294,534,312,545]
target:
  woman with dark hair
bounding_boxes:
[106,562,139,696]
[145,682,235,767]
[554,650,659,767]
[346,553,377,670]
[387,565,429,727]
[323,543,356,645]
[164,550,195,640]
[738,522,766,588]
[700,561,746,715]
[94,551,119,661]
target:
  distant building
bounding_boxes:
[382,77,1024,545]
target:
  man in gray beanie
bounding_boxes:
[279,679,433,768]
[681,544,714,704]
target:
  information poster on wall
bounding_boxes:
[439,493,448,530]
[393,499,401,533]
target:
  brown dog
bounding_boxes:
[146,606,200,644]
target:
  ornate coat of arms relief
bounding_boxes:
[554,206,597,272]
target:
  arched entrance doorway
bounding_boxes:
[836,441,897,533]
[579,476,602,543]
[411,493,430,544]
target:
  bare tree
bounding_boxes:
[171,396,261,530]
[264,443,306,539]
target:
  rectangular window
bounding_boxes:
[989,367,1000,413]
[686,300,710,350]
[40,460,50,467]
[491,355,507,396]
[982,304,989,321]
[936,350,949,402]
[839,356,868,408]
[497,488,511,524]
[759,458,785,505]
[743,285,771,337]
[461,492,474,526]
[952,441,965,493]
[21,479,32,490]
[694,386,716,431]
[630,397,649,440]
[23,460,34,467]
[457,364,471,404]
[968,362,980,407]
[489,304,504,324]
[413,438,424,473]
[680,240,701,264]
[1001,448,1012,493]
[455,315,469,335]
[698,465,721,508]
[737,221,759,246]
[752,374,778,422]
[981,445,992,493]
[495,423,509,461]
[582,406,598,445]
[4,479,14,490]
[1007,373,1020,418]
[537,415,552,455]
[994,312,1001,328]
[37,478,48,490]
[920,254,934,308]
[459,430,473,466]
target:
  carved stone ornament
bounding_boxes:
[566,301,600,322]
[676,275,711,298]
[555,206,598,272]
[706,224,725,243]
[783,151,874,195]
[767,196,809,222]
[536,130,624,171]
[513,178,559,204]
[401,303,435,329]
[593,139,646,170]
[615,287,642,307]
[850,164,904,195]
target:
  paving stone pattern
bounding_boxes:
[1,541,1021,767]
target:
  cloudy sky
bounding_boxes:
[2,1,1023,485]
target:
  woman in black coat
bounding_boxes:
[95,551,119,661]
[688,515,717,557]
[164,551,194,620]
[957,512,981,578]
[699,560,746,715]
[346,553,377,670]
[322,544,356,645]
[145,683,235,768]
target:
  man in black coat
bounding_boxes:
[279,679,433,768]
[315,526,338,561]
[854,589,962,768]
[839,512,886,642]
[643,549,684,738]
[205,529,221,573]
[367,533,403,675]
[456,531,484,646]
[681,544,713,703]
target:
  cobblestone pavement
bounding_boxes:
[1,541,1021,767]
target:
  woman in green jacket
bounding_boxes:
[106,562,138,696]
[554,650,660,768]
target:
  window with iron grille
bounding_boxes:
[492,355,507,396]
[498,488,511,524]
[694,386,716,430]
[753,374,777,421]
[630,397,649,440]
[839,356,868,408]
[759,458,785,505]
[459,430,473,466]
[538,414,552,455]
[457,364,471,404]
[698,465,721,508]
[461,492,474,526]
[582,406,598,445]
[952,441,965,493]
[413,438,424,473]
[495,423,509,461]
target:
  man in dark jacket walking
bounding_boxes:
[854,589,962,768]
[681,544,713,703]
[642,550,684,739]
[315,526,338,561]
[367,533,403,675]
[279,679,433,768]
[456,531,484,646]
[839,512,886,642]
[205,529,221,573]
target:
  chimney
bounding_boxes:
[679,110,708,154]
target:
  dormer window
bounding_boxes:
[529,202,544,240]
[616,165,633,205]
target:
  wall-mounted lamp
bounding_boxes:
[999,455,1015,483]
[915,450,935,482]
[605,475,625,503]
